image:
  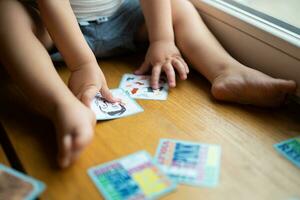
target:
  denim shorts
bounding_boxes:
[50,0,144,62]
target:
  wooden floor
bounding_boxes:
[0,55,300,200]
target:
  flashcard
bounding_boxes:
[88,151,176,200]
[274,137,300,168]
[91,89,144,120]
[119,74,168,100]
[0,164,45,200]
[154,139,221,187]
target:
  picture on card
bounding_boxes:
[119,74,168,100]
[88,151,176,200]
[91,88,144,120]
[0,164,45,200]
[154,139,222,187]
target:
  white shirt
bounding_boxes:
[70,0,123,22]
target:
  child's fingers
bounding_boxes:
[81,86,98,108]
[101,84,119,102]
[57,134,72,168]
[73,127,94,151]
[176,56,189,74]
[172,58,187,80]
[135,61,150,75]
[71,126,94,163]
[151,65,162,89]
[163,63,176,88]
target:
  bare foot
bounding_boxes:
[211,64,297,107]
[51,100,96,168]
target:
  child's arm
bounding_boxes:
[37,0,117,105]
[135,0,189,89]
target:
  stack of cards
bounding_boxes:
[0,164,45,200]
[274,137,300,168]
[154,139,221,187]
[91,88,143,120]
[119,74,169,100]
[88,151,176,200]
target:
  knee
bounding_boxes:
[0,1,52,49]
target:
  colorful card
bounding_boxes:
[274,137,300,168]
[119,74,168,100]
[91,88,144,120]
[0,164,45,200]
[88,151,176,200]
[154,139,221,187]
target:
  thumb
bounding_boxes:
[101,84,119,103]
[80,86,99,108]
[134,61,150,75]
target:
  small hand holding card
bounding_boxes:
[91,88,143,120]
[119,74,169,100]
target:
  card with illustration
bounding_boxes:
[274,137,300,168]
[91,88,144,120]
[154,139,222,187]
[88,151,176,200]
[0,164,45,200]
[119,74,168,100]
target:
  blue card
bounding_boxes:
[274,137,300,168]
[91,88,144,120]
[119,74,168,100]
[154,139,222,187]
[88,151,176,200]
[0,164,45,200]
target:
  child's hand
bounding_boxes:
[68,61,118,107]
[135,40,189,89]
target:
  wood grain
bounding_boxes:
[0,55,300,200]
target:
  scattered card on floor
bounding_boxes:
[154,139,221,187]
[91,88,144,120]
[119,74,168,100]
[0,164,45,200]
[274,137,300,168]
[88,151,176,200]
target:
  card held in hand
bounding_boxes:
[91,88,144,120]
[119,74,168,100]
[88,151,176,200]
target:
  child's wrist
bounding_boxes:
[150,38,174,44]
[69,58,99,72]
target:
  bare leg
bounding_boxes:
[136,0,296,107]
[0,0,95,168]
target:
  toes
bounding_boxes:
[268,79,297,107]
[276,79,297,94]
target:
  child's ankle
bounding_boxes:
[210,59,243,83]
